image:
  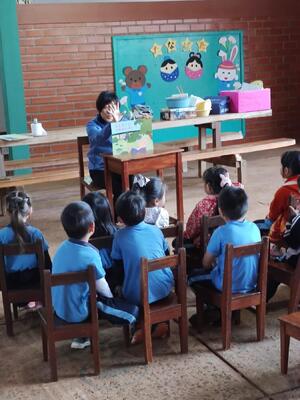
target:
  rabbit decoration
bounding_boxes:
[215,36,240,91]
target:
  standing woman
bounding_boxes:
[86,91,124,203]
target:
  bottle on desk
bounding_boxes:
[31,118,47,137]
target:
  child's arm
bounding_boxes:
[202,251,216,269]
[96,277,113,298]
[268,187,289,222]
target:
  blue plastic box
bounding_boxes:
[205,96,230,114]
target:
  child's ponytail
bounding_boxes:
[6,191,31,250]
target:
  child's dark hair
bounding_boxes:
[83,192,116,237]
[133,176,166,206]
[218,186,248,220]
[61,201,94,239]
[116,191,145,226]
[96,91,119,113]
[6,191,31,249]
[281,151,300,175]
[203,166,228,194]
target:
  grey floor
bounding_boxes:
[0,146,299,400]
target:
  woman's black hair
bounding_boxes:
[161,58,176,68]
[6,191,31,250]
[281,151,300,175]
[203,166,228,194]
[186,52,203,67]
[116,191,145,226]
[96,91,119,113]
[218,186,248,220]
[83,192,116,237]
[61,201,94,240]
[132,176,166,206]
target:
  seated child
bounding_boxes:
[132,175,169,228]
[190,186,261,294]
[0,191,51,309]
[52,201,138,350]
[255,150,300,243]
[83,192,123,292]
[111,191,174,342]
[184,166,235,248]
[267,176,300,301]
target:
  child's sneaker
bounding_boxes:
[26,301,43,311]
[131,329,144,345]
[70,337,91,350]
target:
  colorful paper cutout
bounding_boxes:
[121,65,151,108]
[197,39,209,52]
[165,38,176,53]
[181,38,193,52]
[160,56,179,82]
[185,52,203,80]
[215,36,239,91]
[150,43,163,58]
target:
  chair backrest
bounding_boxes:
[222,236,269,302]
[161,220,183,252]
[77,136,89,179]
[140,247,186,314]
[0,239,45,294]
[43,265,97,330]
[201,214,225,254]
[89,235,114,251]
[289,254,300,313]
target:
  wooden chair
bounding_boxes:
[268,256,300,313]
[38,266,100,381]
[0,239,45,336]
[194,236,269,350]
[77,136,101,199]
[201,214,225,257]
[161,219,183,253]
[140,247,188,364]
[278,275,300,374]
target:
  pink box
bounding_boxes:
[220,89,271,113]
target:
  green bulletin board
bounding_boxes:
[112,31,244,143]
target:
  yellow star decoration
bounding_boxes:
[197,39,209,52]
[181,38,193,52]
[150,43,163,58]
[165,38,176,53]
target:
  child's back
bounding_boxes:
[112,191,174,306]
[203,186,261,293]
[112,221,173,305]
[52,239,105,322]
[208,220,260,292]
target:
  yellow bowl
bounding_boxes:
[196,109,211,117]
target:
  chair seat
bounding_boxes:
[39,308,90,328]
[150,292,178,311]
[279,311,300,327]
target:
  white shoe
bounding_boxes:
[70,337,91,350]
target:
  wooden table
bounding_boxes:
[103,148,184,221]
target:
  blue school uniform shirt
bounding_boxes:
[52,240,105,323]
[207,220,261,293]
[86,115,113,171]
[111,221,174,306]
[0,225,49,273]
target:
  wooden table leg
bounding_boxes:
[121,162,130,191]
[212,122,221,148]
[175,152,184,221]
[198,126,207,178]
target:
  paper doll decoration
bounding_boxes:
[215,36,239,91]
[185,52,203,80]
[160,56,179,82]
[121,65,151,108]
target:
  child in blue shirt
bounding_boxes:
[190,186,261,293]
[111,191,174,343]
[86,91,124,203]
[0,191,50,309]
[52,201,138,350]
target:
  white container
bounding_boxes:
[31,118,47,136]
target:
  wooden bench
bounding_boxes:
[179,138,296,183]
